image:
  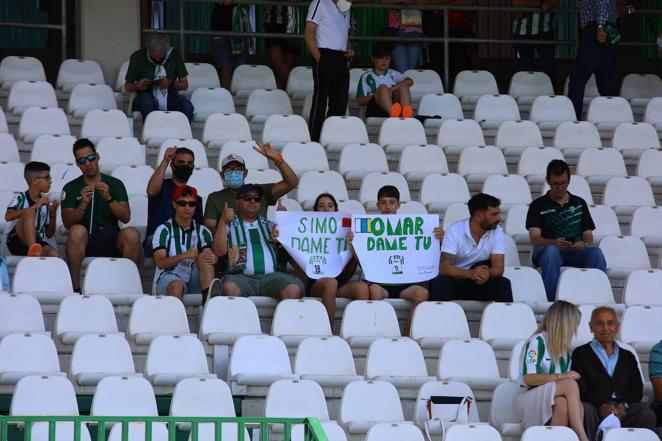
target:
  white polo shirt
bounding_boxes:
[441,218,505,269]
[306,0,350,51]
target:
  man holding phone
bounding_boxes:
[526,160,606,301]
[124,32,194,121]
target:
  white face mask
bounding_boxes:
[336,0,352,13]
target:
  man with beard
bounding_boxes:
[144,146,203,257]
[430,193,513,302]
[526,159,605,301]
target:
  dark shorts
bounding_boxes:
[305,276,342,296]
[264,23,298,52]
[6,231,49,256]
[86,228,121,258]
[364,280,422,299]
[366,98,389,118]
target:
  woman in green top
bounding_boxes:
[515,300,590,441]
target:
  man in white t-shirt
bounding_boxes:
[430,193,513,302]
[304,0,352,142]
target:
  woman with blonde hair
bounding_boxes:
[515,300,590,441]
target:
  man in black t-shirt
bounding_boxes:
[526,160,606,301]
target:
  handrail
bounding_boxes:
[0,416,329,441]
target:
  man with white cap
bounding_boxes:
[203,140,298,231]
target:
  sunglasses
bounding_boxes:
[76,153,97,165]
[175,200,197,207]
[239,195,261,202]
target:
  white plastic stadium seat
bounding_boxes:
[576,148,626,186]
[611,122,660,159]
[349,67,370,101]
[111,165,153,196]
[481,174,532,211]
[202,113,252,150]
[414,381,480,432]
[217,140,268,170]
[246,89,292,125]
[230,65,277,97]
[637,149,662,185]
[199,296,262,345]
[183,62,221,96]
[571,304,598,348]
[631,206,662,247]
[437,339,506,392]
[517,147,564,185]
[340,301,400,349]
[338,143,388,181]
[0,162,27,192]
[403,68,443,102]
[620,74,662,110]
[55,295,118,344]
[599,235,651,279]
[13,257,75,304]
[521,425,579,441]
[261,114,310,148]
[410,301,470,349]
[294,336,364,388]
[7,80,57,116]
[556,268,615,305]
[297,171,348,210]
[83,257,145,305]
[19,107,71,144]
[286,66,314,100]
[453,70,499,108]
[563,74,599,110]
[30,134,77,166]
[417,93,463,131]
[503,266,550,310]
[541,175,594,205]
[444,424,503,441]
[0,56,46,90]
[587,96,634,134]
[503,206,529,245]
[365,423,425,441]
[602,428,660,441]
[56,59,104,92]
[339,380,405,435]
[265,379,330,423]
[281,142,329,176]
[127,295,191,346]
[96,137,141,164]
[398,145,448,182]
[170,377,236,417]
[495,120,543,159]
[457,145,508,185]
[378,117,427,154]
[619,305,662,355]
[443,203,470,230]
[158,138,208,169]
[602,176,655,216]
[489,381,524,438]
[68,84,117,119]
[420,173,470,214]
[10,375,77,416]
[91,375,157,416]
[364,337,436,387]
[480,302,537,353]
[508,71,554,107]
[529,95,577,134]
[69,334,136,386]
[0,294,45,338]
[81,109,132,142]
[473,94,521,131]
[0,333,63,384]
[271,299,332,348]
[144,335,216,386]
[644,97,662,132]
[319,116,369,152]
[436,119,485,157]
[0,134,19,162]
[588,205,621,242]
[114,60,129,92]
[191,87,235,122]
[141,111,192,148]
[553,121,601,159]
[623,269,662,306]
[228,335,299,391]
[97,138,145,173]
[359,172,411,211]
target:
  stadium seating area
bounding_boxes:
[1,55,662,441]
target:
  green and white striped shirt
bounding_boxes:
[6,191,49,243]
[152,218,213,282]
[523,332,572,375]
[226,216,278,275]
[513,11,553,36]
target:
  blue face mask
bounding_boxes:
[224,170,245,189]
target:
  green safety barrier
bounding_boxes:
[0,416,329,441]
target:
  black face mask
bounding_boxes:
[172,165,194,181]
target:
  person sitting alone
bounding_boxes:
[4,161,59,257]
[152,185,218,301]
[356,43,415,118]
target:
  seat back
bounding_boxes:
[0,294,45,337]
[0,56,46,89]
[619,305,662,343]
[83,258,143,295]
[262,114,311,145]
[495,120,543,148]
[141,111,192,145]
[556,268,615,304]
[144,335,210,376]
[378,118,427,147]
[365,423,424,441]
[359,172,411,205]
[587,96,634,124]
[0,333,60,375]
[576,148,626,178]
[612,122,660,151]
[110,165,153,196]
[517,147,564,178]
[319,116,369,147]
[81,109,132,141]
[410,301,470,340]
[202,113,251,145]
[504,266,547,304]
[482,174,532,206]
[340,301,401,340]
[91,376,157,416]
[200,296,262,338]
[437,339,500,379]
[479,302,537,341]
[281,142,329,176]
[414,381,480,427]
[554,121,602,149]
[56,59,104,91]
[183,62,221,95]
[339,380,404,426]
[228,335,292,377]
[457,145,508,176]
[69,334,135,377]
[530,95,577,124]
[10,375,77,416]
[365,338,428,378]
[417,93,462,119]
[19,107,71,143]
[7,80,57,114]
[128,296,190,337]
[508,71,554,99]
[271,299,332,337]
[265,379,329,420]
[230,65,276,95]
[436,119,485,148]
[453,70,499,98]
[624,269,662,306]
[474,94,521,122]
[246,89,292,118]
[171,377,235,417]
[294,336,358,376]
[599,235,651,271]
[55,295,118,338]
[13,257,73,294]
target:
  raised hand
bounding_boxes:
[253,140,280,162]
[276,199,287,211]
[163,147,177,164]
[219,202,235,225]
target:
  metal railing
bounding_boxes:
[0,416,329,441]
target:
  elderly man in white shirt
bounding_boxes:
[430,193,513,302]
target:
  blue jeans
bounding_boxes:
[391,30,424,72]
[532,245,607,301]
[133,90,194,122]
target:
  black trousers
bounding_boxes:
[568,26,618,120]
[429,275,513,302]
[583,402,656,441]
[309,48,349,142]
[515,31,556,88]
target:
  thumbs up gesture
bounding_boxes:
[276,199,287,211]
[219,202,235,225]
